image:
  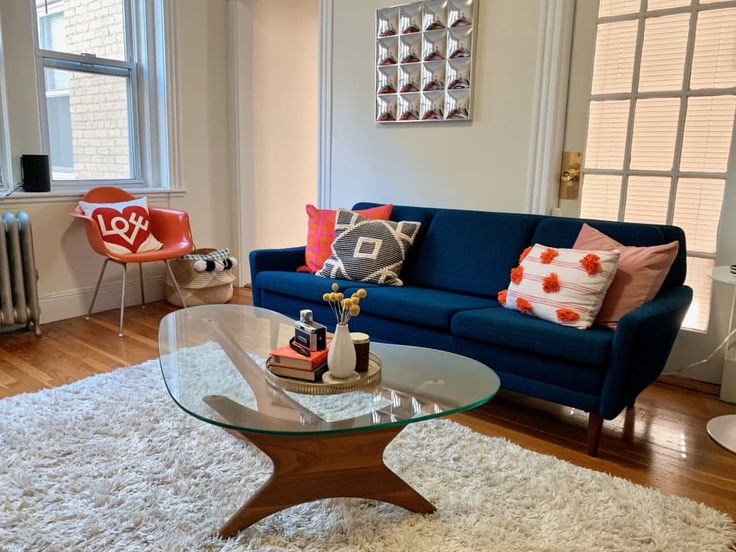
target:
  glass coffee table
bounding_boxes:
[159,304,500,538]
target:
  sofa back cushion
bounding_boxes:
[409,210,537,297]
[352,203,687,296]
[531,218,687,290]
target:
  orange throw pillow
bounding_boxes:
[302,204,393,273]
[573,223,679,329]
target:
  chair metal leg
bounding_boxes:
[164,259,188,308]
[86,258,110,320]
[139,263,146,308]
[119,263,127,337]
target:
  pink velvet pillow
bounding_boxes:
[301,204,394,273]
[573,223,679,329]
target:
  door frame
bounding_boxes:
[525,0,576,215]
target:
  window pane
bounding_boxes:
[638,13,690,92]
[647,0,689,9]
[679,95,736,172]
[584,101,630,169]
[690,7,736,89]
[44,68,132,180]
[591,21,638,94]
[682,256,715,332]
[673,178,725,253]
[35,0,127,61]
[629,98,680,170]
[599,0,641,17]
[580,174,622,221]
[38,10,65,51]
[624,176,671,224]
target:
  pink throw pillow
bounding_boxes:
[573,223,679,329]
[302,204,393,273]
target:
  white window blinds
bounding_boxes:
[582,0,736,332]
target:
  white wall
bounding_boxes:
[251,0,318,248]
[0,0,233,322]
[327,0,542,212]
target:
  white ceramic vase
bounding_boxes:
[327,323,357,379]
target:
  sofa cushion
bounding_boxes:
[255,271,378,303]
[356,286,498,329]
[409,210,538,298]
[451,307,613,366]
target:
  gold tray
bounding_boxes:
[265,353,382,395]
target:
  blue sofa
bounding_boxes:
[250,203,692,455]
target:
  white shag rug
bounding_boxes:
[1,358,734,552]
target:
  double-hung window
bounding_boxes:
[0,11,10,189]
[33,0,167,188]
[579,0,736,332]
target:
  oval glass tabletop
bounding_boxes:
[158,304,500,435]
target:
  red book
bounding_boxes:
[270,340,331,371]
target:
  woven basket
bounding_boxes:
[163,248,235,307]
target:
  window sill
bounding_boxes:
[0,187,187,204]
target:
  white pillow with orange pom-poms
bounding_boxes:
[498,244,620,330]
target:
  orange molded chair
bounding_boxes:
[70,186,194,336]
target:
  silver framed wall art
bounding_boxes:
[376,0,477,123]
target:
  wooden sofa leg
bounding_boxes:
[587,413,604,456]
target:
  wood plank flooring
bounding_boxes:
[1,288,735,520]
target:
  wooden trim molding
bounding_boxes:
[227,0,255,286]
[163,0,183,192]
[38,274,166,324]
[524,0,575,215]
[317,0,334,209]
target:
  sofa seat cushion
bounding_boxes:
[451,307,613,366]
[255,271,378,303]
[356,286,498,329]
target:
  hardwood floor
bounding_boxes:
[1,287,735,520]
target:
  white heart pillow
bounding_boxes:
[78,197,163,255]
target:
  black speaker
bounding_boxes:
[21,154,51,193]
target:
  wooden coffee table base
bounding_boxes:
[219,426,436,538]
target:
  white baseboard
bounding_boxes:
[39,277,166,324]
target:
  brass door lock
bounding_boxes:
[559,151,582,200]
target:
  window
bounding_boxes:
[580,0,736,332]
[33,0,170,188]
[0,11,10,189]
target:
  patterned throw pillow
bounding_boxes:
[78,197,163,255]
[301,203,394,273]
[316,209,421,286]
[499,243,620,329]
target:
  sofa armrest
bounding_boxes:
[599,286,693,419]
[249,246,306,306]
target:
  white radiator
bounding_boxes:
[0,212,41,336]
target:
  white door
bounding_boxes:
[560,0,736,384]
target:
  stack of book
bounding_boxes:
[268,343,330,382]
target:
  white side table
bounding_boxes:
[706,266,736,453]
